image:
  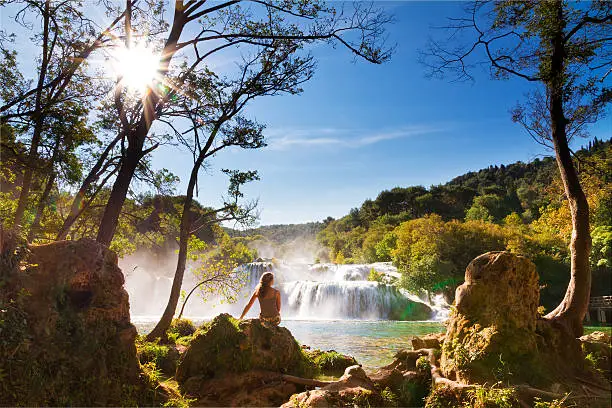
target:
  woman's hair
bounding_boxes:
[256,272,274,298]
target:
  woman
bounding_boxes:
[239,272,281,327]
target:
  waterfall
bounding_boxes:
[123,256,447,321]
[282,280,427,320]
[240,261,436,320]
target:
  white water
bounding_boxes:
[122,257,446,321]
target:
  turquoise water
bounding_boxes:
[283,320,445,368]
[133,318,610,369]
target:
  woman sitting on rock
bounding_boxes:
[239,272,281,327]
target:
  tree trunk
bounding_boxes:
[146,122,219,340]
[95,8,186,246]
[12,0,51,231]
[27,171,56,241]
[544,2,591,338]
[146,161,200,340]
[96,144,141,246]
[177,279,212,320]
[56,133,123,240]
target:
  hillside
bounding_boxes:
[225,222,324,244]
[315,138,611,307]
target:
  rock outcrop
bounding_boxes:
[435,251,610,407]
[176,314,320,406]
[441,251,541,384]
[411,332,445,350]
[0,238,155,406]
[176,314,311,385]
[303,347,359,376]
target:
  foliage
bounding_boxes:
[368,268,385,283]
[392,215,506,297]
[591,226,612,270]
[168,318,196,338]
[380,387,399,407]
[316,140,611,304]
[416,356,431,373]
[176,231,256,319]
[463,385,518,408]
[533,398,568,408]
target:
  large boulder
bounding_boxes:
[0,238,151,406]
[411,332,445,350]
[176,314,321,406]
[183,370,299,407]
[441,251,541,384]
[176,314,314,385]
[303,347,359,376]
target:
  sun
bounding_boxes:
[110,43,160,94]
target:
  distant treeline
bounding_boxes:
[225,222,325,245]
[313,137,611,307]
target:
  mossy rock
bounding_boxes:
[441,252,542,384]
[137,340,180,376]
[176,314,316,387]
[305,349,359,375]
[0,238,158,406]
[425,385,522,408]
[169,318,196,337]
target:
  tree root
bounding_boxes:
[573,375,612,391]
[277,374,335,388]
[413,347,570,405]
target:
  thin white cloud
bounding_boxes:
[267,125,443,150]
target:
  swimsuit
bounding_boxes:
[258,291,280,327]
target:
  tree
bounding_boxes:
[0,1,138,232]
[176,233,256,320]
[94,0,392,246]
[422,1,612,336]
[146,42,318,339]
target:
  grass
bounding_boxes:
[584,326,612,336]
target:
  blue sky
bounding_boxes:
[3,2,610,226]
[150,1,610,226]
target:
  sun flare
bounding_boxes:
[110,43,160,94]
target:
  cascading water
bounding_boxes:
[283,280,422,320]
[123,255,446,321]
[238,261,435,320]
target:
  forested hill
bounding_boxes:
[328,137,609,230]
[225,222,324,245]
[316,138,611,307]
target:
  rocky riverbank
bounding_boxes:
[2,236,610,407]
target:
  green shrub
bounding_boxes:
[169,318,196,337]
[136,339,179,376]
[176,335,194,347]
[380,387,399,407]
[416,356,431,373]
[464,385,519,408]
